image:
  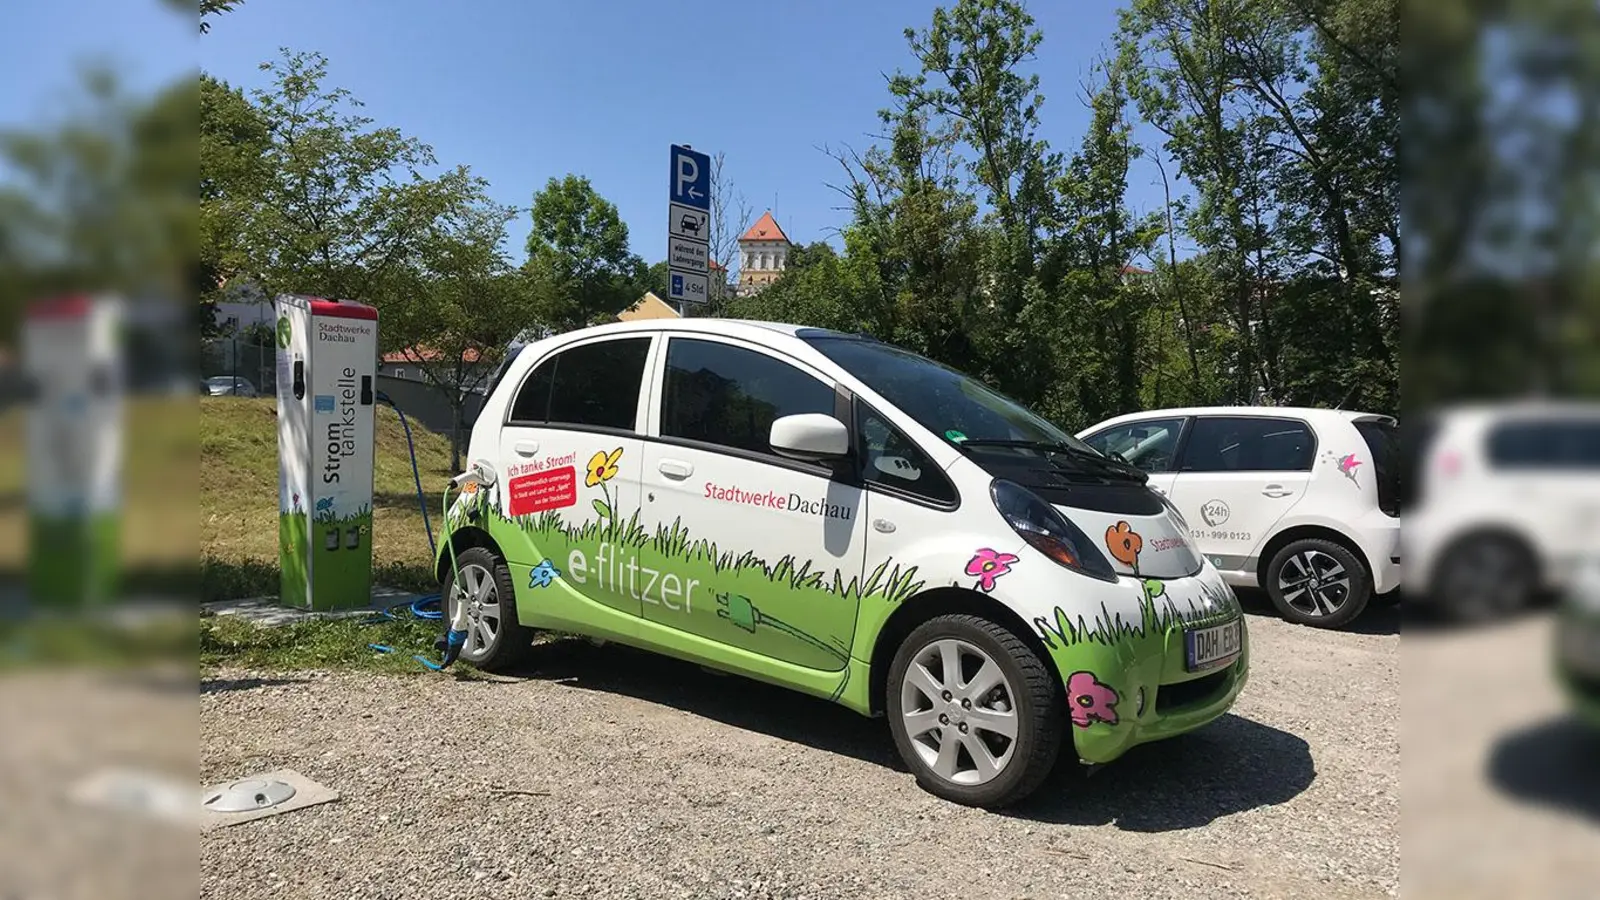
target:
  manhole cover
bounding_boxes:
[203,778,298,812]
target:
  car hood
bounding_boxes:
[1053,501,1204,579]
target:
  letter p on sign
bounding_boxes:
[670,144,711,210]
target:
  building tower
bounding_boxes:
[737,210,790,293]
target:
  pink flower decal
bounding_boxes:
[1066,671,1120,727]
[965,548,1019,593]
[1338,454,1362,476]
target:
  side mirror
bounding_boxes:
[770,413,850,462]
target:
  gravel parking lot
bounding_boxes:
[200,600,1401,900]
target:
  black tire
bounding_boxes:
[885,614,1065,809]
[1431,533,1538,624]
[1265,538,1372,629]
[441,546,535,672]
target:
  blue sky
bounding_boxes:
[2,0,1189,267]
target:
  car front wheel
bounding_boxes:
[886,614,1065,809]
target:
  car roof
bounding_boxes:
[522,317,869,347]
[1090,405,1391,426]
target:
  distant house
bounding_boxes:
[618,291,683,322]
[380,346,495,395]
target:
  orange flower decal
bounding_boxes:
[1105,521,1143,570]
[585,447,624,487]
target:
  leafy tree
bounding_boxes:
[381,201,533,468]
[211,50,485,305]
[523,174,646,331]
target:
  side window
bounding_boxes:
[858,404,957,505]
[508,337,650,430]
[1179,417,1315,473]
[1082,417,1187,473]
[660,338,836,455]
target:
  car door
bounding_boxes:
[1079,415,1190,497]
[494,333,654,618]
[637,333,866,672]
[1166,415,1315,573]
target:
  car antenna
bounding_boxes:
[1333,384,1358,411]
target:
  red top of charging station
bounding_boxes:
[27,294,91,320]
[308,296,379,321]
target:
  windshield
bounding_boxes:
[804,336,1101,456]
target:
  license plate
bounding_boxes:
[1185,619,1242,672]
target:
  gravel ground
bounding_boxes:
[201,600,1401,900]
[1403,611,1600,900]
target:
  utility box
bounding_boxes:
[275,294,378,610]
[23,295,123,608]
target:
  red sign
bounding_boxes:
[507,467,577,516]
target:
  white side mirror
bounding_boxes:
[770,413,850,462]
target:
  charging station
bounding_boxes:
[23,295,123,607]
[275,294,378,610]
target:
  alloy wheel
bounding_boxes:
[450,562,502,659]
[898,638,1020,786]
[1277,549,1352,617]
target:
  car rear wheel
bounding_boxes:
[442,546,534,672]
[1265,538,1372,629]
[1432,534,1537,623]
[885,614,1064,809]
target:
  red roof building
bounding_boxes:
[737,210,791,293]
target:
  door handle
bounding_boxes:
[658,459,694,480]
[513,441,539,457]
[1262,485,1294,498]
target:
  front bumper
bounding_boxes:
[1056,568,1251,766]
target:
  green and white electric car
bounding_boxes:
[438,319,1249,808]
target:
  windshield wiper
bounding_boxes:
[953,439,1148,482]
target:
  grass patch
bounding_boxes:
[199,613,464,674]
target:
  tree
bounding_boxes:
[523,174,646,331]
[210,50,485,305]
[381,201,534,468]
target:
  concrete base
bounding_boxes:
[201,585,430,627]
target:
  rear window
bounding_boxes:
[1353,418,1400,515]
[1487,418,1600,470]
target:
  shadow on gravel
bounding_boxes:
[1001,713,1316,831]
[1487,716,1600,823]
[505,637,906,770]
[1233,587,1404,636]
[201,675,308,694]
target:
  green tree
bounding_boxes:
[211,49,485,305]
[381,201,534,468]
[523,174,647,331]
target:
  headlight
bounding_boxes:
[990,479,1118,582]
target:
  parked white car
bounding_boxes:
[1405,401,1600,621]
[1078,407,1400,629]
[440,319,1249,808]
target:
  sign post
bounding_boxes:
[666,144,712,310]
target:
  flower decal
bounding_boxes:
[585,447,624,488]
[965,548,1019,593]
[1105,520,1143,570]
[528,559,561,589]
[1066,671,1120,727]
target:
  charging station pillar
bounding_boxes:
[23,295,123,608]
[275,294,378,610]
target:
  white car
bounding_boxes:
[1405,401,1600,621]
[439,319,1248,808]
[1078,407,1400,629]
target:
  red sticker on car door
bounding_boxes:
[507,466,577,516]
